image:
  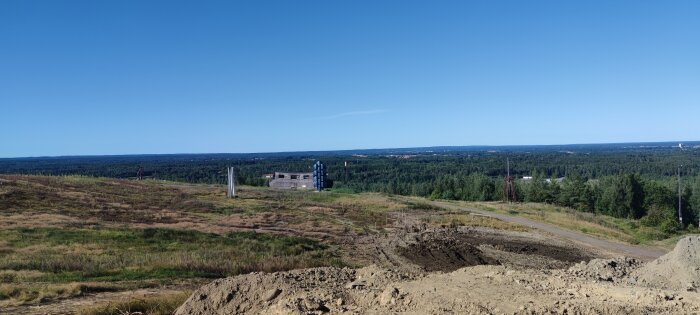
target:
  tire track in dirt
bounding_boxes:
[430,201,667,260]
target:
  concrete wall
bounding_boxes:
[269,172,313,189]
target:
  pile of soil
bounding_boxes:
[633,235,700,291]
[174,265,416,315]
[175,263,700,315]
[568,257,642,283]
[175,232,700,315]
[174,267,358,315]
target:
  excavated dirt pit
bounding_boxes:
[397,239,498,272]
[398,228,595,271]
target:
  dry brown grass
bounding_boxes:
[0,175,431,311]
[458,201,675,248]
[0,282,129,306]
[422,212,532,232]
[0,175,406,238]
[76,292,191,315]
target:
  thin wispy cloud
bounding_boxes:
[315,109,388,120]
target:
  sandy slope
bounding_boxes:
[176,230,700,315]
[175,263,700,314]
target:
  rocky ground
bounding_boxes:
[175,227,700,315]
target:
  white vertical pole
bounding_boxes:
[227,167,236,198]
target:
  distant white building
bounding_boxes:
[521,176,565,184]
[545,177,566,184]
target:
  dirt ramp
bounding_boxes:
[633,235,700,291]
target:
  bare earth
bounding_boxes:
[175,216,700,315]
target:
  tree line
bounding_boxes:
[427,170,700,234]
[1,148,699,233]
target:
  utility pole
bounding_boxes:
[678,165,683,226]
[503,158,516,203]
[344,161,348,183]
[507,158,510,178]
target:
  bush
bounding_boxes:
[640,206,674,227]
[659,217,681,235]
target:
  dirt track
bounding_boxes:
[431,200,667,260]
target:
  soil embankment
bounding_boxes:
[176,228,700,315]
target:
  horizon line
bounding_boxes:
[1,140,697,160]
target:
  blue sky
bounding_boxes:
[1,0,699,157]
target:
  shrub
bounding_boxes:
[659,217,681,235]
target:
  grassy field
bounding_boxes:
[2,174,687,313]
[420,211,532,232]
[0,175,420,312]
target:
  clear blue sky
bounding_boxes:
[1,1,698,157]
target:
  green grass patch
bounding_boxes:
[330,187,356,194]
[0,227,345,285]
[402,200,443,211]
[305,192,344,203]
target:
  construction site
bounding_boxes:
[175,212,700,315]
[174,162,700,314]
[1,174,699,315]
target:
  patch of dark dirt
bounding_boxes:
[459,232,594,264]
[397,228,595,272]
[398,238,499,272]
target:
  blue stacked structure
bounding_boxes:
[312,161,326,192]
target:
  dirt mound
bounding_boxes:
[568,257,642,283]
[176,231,700,314]
[174,265,419,315]
[174,266,358,315]
[633,235,700,291]
[176,264,700,315]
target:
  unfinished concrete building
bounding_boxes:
[269,172,313,189]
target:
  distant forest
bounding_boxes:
[2,142,700,235]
